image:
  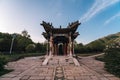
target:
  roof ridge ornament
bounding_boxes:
[41,20,81,34]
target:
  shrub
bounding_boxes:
[95,54,105,62]
[0,56,7,71]
[104,42,120,77]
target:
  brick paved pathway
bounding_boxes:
[0,55,120,80]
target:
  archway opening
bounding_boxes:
[53,36,68,55]
[58,44,64,55]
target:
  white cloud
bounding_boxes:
[104,12,120,25]
[79,0,120,23]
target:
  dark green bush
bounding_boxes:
[104,48,120,77]
[95,54,105,62]
[0,56,7,71]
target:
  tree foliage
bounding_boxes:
[74,40,105,54]
[21,30,30,38]
[35,43,46,53]
[86,40,105,52]
[0,33,12,52]
[0,31,47,53]
[25,44,35,53]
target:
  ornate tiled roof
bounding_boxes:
[41,21,81,40]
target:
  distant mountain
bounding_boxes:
[74,32,120,53]
[86,32,120,46]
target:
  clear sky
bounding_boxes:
[0,0,120,44]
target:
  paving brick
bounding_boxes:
[0,78,12,80]
[20,75,30,80]
[29,76,45,80]
[45,76,53,80]
[0,56,120,80]
[1,74,16,78]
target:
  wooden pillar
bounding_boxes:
[46,39,49,55]
[49,35,53,56]
[72,41,74,55]
[63,43,65,55]
[71,41,74,55]
[53,44,55,55]
[65,43,67,56]
[52,42,54,55]
[55,44,57,56]
[67,43,69,55]
[69,33,72,56]
[54,44,55,55]
[57,44,59,55]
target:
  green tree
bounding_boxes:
[0,32,34,53]
[74,43,85,53]
[35,43,46,53]
[21,30,30,38]
[17,36,33,52]
[26,44,35,53]
[0,33,11,52]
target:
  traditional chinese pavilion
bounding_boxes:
[41,21,81,56]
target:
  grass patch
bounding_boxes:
[95,54,105,62]
[0,69,13,76]
[0,53,45,62]
[76,53,101,57]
